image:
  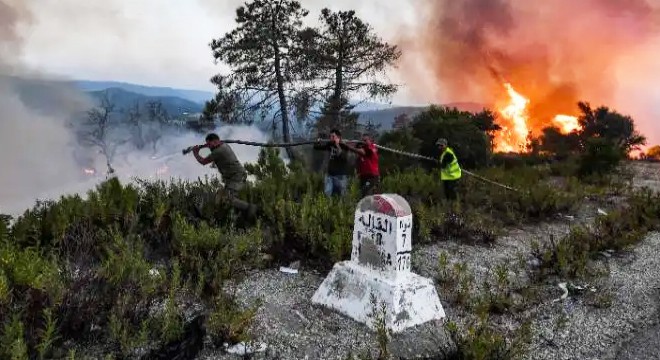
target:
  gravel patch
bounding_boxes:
[525,232,660,360]
[414,221,574,281]
[195,203,621,359]
[199,269,455,360]
[630,162,660,192]
[616,321,660,360]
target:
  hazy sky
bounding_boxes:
[8,0,660,145]
[17,0,423,103]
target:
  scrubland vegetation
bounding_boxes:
[2,96,659,359]
[3,0,660,357]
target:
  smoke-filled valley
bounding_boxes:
[0,73,270,217]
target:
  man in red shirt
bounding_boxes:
[344,133,380,198]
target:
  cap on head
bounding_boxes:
[436,138,448,146]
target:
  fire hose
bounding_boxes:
[181,140,522,193]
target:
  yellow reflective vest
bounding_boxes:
[440,147,462,181]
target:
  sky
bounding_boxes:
[7,0,660,145]
[16,0,424,104]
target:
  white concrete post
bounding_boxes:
[350,195,413,275]
[312,194,446,333]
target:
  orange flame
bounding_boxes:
[494,83,582,152]
[494,83,531,153]
[552,115,580,134]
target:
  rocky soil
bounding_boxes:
[197,161,660,360]
[68,161,658,359]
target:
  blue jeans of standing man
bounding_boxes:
[324,175,348,197]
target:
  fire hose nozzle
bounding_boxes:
[182,144,207,155]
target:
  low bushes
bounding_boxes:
[0,145,618,357]
[533,188,660,279]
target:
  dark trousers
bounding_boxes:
[216,176,257,217]
[443,179,458,201]
[359,176,380,198]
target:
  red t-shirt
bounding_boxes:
[357,143,379,177]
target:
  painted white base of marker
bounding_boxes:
[311,261,445,333]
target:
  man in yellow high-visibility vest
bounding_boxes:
[436,138,462,202]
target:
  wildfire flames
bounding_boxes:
[493,83,581,153]
[402,0,660,154]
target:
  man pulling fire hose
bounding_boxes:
[182,133,520,219]
[183,133,259,219]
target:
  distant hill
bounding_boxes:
[357,102,489,131]
[0,75,205,119]
[2,75,492,130]
[87,87,204,117]
[71,80,405,112]
[72,80,215,104]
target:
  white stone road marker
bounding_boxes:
[311,194,446,333]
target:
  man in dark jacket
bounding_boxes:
[313,129,351,197]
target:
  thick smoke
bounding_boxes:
[0,0,270,216]
[0,0,89,215]
[403,0,660,143]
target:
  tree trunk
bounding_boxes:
[331,39,344,129]
[273,42,297,162]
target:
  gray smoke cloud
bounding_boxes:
[0,0,270,216]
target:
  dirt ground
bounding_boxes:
[629,161,660,192]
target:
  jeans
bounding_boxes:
[324,175,348,197]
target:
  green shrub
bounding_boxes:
[475,264,515,315]
[0,244,62,297]
[99,229,162,295]
[159,296,184,344]
[107,294,152,355]
[578,138,624,179]
[533,189,660,279]
[36,308,59,360]
[207,294,261,346]
[172,215,264,295]
[1,314,28,360]
[447,314,531,360]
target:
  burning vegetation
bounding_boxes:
[494,83,580,153]
[404,0,660,153]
